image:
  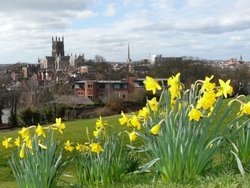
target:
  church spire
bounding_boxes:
[127,43,132,64]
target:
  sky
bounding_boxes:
[1,0,250,64]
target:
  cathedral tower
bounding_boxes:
[52,36,65,57]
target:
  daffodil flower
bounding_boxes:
[93,128,102,138]
[201,75,215,92]
[168,73,181,86]
[168,73,182,100]
[143,76,162,94]
[197,90,216,110]
[19,144,26,159]
[25,138,33,150]
[96,116,108,129]
[128,131,138,142]
[217,79,233,98]
[188,108,203,121]
[148,97,158,112]
[89,143,104,154]
[150,124,161,135]
[76,143,89,153]
[119,111,130,126]
[138,107,150,121]
[64,140,74,152]
[238,101,250,116]
[2,137,13,149]
[36,124,46,137]
[51,118,65,134]
[14,137,22,148]
[18,127,30,139]
[130,115,141,130]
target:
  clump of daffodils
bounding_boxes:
[74,116,134,187]
[2,118,66,159]
[118,74,242,143]
[118,73,249,181]
[64,116,106,155]
[2,118,70,188]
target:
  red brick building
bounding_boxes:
[72,77,168,102]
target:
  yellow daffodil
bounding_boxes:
[89,143,104,154]
[18,127,29,139]
[150,123,161,135]
[19,144,26,159]
[2,137,13,149]
[138,107,150,121]
[201,75,215,92]
[76,143,89,153]
[197,90,217,110]
[51,118,65,134]
[131,115,141,130]
[188,108,203,121]
[143,76,162,94]
[169,84,180,99]
[168,73,181,86]
[168,73,182,100]
[25,138,33,150]
[128,131,138,142]
[36,124,46,137]
[64,140,74,152]
[96,116,108,129]
[14,137,21,148]
[217,79,233,98]
[119,111,130,126]
[238,101,250,116]
[93,128,102,138]
[148,97,158,112]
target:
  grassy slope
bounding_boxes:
[0,97,250,188]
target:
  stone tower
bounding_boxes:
[52,36,65,57]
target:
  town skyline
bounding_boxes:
[1,0,250,64]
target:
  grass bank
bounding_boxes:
[0,97,249,187]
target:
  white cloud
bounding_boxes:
[75,10,98,19]
[1,0,250,63]
[103,3,115,17]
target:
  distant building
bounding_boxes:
[39,37,85,71]
[150,54,183,65]
[72,77,168,102]
[39,36,70,71]
[73,80,128,101]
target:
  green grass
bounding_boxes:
[0,97,250,188]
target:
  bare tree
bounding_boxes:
[94,55,106,63]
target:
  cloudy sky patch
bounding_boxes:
[0,0,250,63]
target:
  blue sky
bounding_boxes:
[0,0,250,63]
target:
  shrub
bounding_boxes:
[19,108,41,126]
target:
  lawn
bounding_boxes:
[1,97,250,188]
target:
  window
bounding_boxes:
[123,94,126,99]
[88,84,93,89]
[98,83,105,88]
[113,84,121,89]
[99,93,105,97]
[88,95,93,99]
